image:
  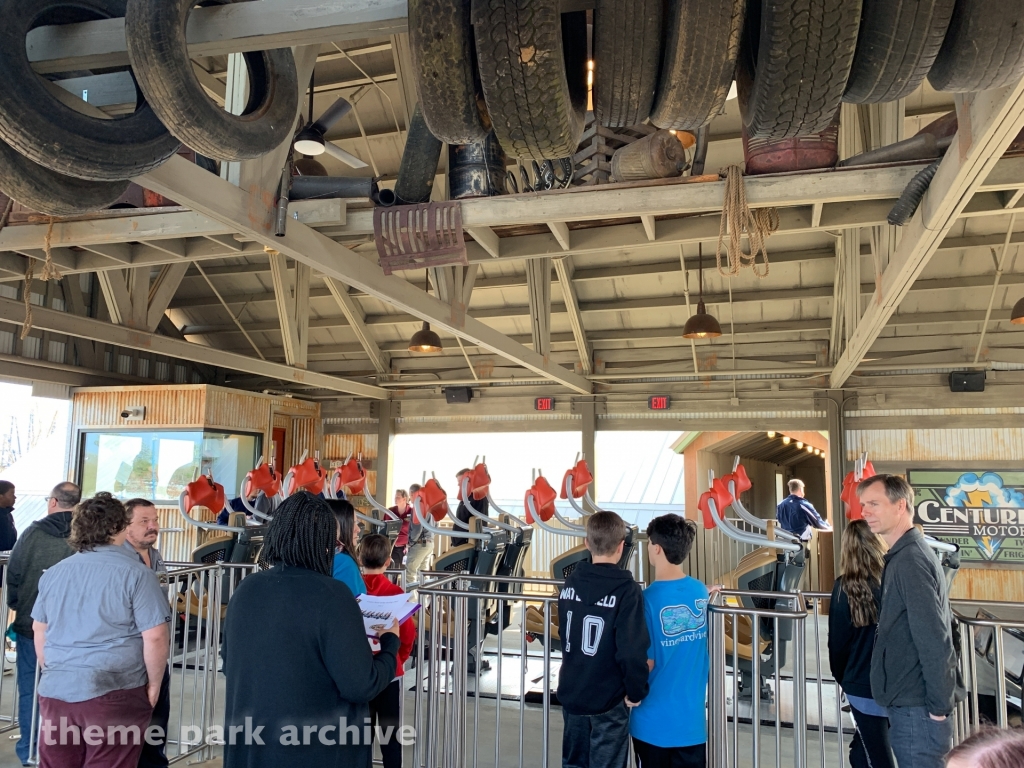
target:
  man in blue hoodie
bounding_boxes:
[6,481,79,766]
[557,511,649,768]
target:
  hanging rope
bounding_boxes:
[40,217,62,281]
[20,216,63,339]
[716,165,779,279]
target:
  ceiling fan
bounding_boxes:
[293,77,369,169]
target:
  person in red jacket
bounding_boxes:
[361,534,416,768]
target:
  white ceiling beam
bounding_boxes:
[465,226,501,259]
[547,221,571,251]
[831,81,1024,388]
[0,296,385,398]
[27,0,408,74]
[553,256,593,375]
[323,277,390,375]
[268,252,304,369]
[95,269,131,326]
[147,262,189,333]
[138,156,593,394]
[640,215,656,242]
[525,258,552,358]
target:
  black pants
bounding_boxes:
[391,545,406,569]
[562,701,630,768]
[370,679,402,768]
[849,704,895,768]
[138,666,171,768]
[633,739,706,768]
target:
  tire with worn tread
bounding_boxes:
[472,1,587,160]
[0,0,179,182]
[410,0,489,144]
[592,0,663,127]
[844,0,955,103]
[126,0,299,162]
[650,0,745,131]
[740,0,862,140]
[928,0,1024,92]
[0,139,130,216]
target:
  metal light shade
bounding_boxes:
[682,301,722,339]
[1012,296,1024,324]
[409,322,442,353]
[294,156,328,176]
[293,126,326,156]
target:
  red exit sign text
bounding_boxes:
[648,395,671,411]
[535,397,555,411]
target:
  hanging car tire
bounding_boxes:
[928,0,1024,92]
[650,0,745,131]
[0,0,180,182]
[844,0,956,103]
[126,0,299,162]
[0,140,130,217]
[472,1,587,161]
[592,0,663,128]
[739,0,862,140]
[409,0,489,144]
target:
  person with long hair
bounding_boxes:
[946,727,1024,768]
[221,492,399,768]
[828,519,895,768]
[327,498,365,597]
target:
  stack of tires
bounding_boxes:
[410,0,1024,165]
[0,0,299,216]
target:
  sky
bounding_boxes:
[0,382,72,491]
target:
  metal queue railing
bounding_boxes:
[951,599,1024,739]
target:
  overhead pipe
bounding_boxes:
[289,175,375,201]
[838,133,953,168]
[391,103,443,206]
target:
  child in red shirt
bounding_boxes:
[360,534,416,768]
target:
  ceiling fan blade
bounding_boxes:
[323,141,369,169]
[312,97,354,134]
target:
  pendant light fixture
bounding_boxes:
[409,322,443,353]
[683,243,722,339]
[1012,296,1024,324]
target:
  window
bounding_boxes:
[79,430,261,504]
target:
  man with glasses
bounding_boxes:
[6,482,80,766]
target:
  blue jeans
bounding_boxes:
[15,633,37,765]
[888,705,954,768]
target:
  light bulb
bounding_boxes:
[796,441,804,449]
[767,431,776,438]
[782,436,791,445]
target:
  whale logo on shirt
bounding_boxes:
[659,599,708,636]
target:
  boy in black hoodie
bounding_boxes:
[557,511,649,768]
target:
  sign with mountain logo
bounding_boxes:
[908,469,1024,567]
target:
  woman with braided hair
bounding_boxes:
[221,491,399,768]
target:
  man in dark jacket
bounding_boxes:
[557,511,649,768]
[6,481,78,766]
[859,474,965,768]
[0,480,18,551]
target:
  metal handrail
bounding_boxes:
[709,588,807,618]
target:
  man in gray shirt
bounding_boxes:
[123,498,170,768]
[859,474,965,768]
[32,492,170,767]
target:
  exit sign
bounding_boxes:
[535,397,556,411]
[648,395,671,411]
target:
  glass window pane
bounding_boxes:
[79,430,260,504]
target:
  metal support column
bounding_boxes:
[375,399,394,506]
[818,389,852,578]
[579,398,597,496]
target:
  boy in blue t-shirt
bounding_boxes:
[629,514,709,768]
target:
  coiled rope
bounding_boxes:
[715,165,778,279]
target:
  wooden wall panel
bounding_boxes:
[204,387,272,433]
[72,385,205,428]
[322,433,378,512]
[950,568,1024,603]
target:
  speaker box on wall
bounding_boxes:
[444,387,473,404]
[949,371,985,392]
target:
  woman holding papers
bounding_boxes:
[221,492,399,768]
[360,533,416,768]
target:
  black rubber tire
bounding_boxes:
[592,0,663,127]
[0,139,129,216]
[928,0,1024,92]
[126,0,299,162]
[844,0,956,103]
[0,0,179,182]
[650,0,745,131]
[739,0,862,140]
[409,0,489,144]
[472,2,588,160]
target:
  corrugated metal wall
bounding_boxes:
[204,387,271,433]
[323,433,378,512]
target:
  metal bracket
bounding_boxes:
[373,201,468,274]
